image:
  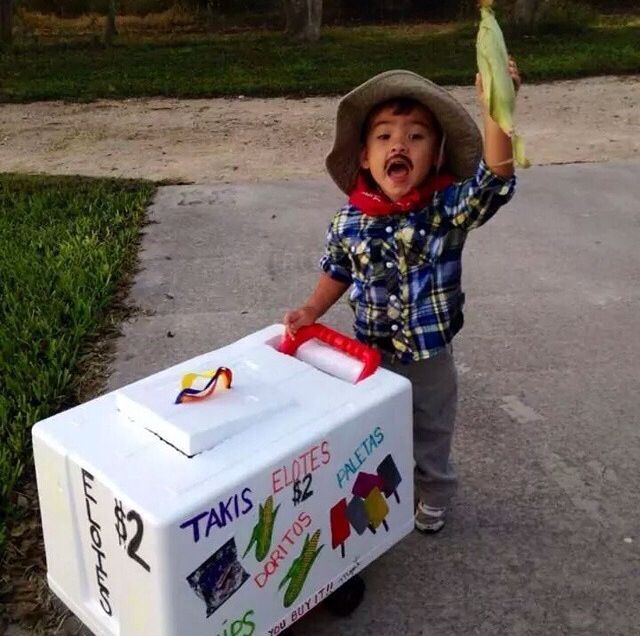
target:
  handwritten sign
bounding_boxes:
[181,488,254,543]
[336,427,385,488]
[81,468,112,616]
[272,442,330,494]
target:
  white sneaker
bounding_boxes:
[415,501,446,534]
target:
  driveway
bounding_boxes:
[11,160,640,635]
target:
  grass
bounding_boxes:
[0,174,155,554]
[1,17,639,102]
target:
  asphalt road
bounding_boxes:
[14,161,640,635]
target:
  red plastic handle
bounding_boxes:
[278,323,381,382]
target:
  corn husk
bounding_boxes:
[477,0,530,168]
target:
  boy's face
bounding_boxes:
[360,104,441,202]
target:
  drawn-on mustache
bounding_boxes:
[385,155,413,172]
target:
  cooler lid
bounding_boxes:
[115,344,299,456]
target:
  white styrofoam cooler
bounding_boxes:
[33,324,413,636]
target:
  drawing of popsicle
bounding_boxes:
[364,487,390,532]
[346,496,370,536]
[330,498,350,558]
[377,454,402,503]
[351,471,385,499]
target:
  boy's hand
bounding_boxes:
[283,306,319,337]
[508,56,522,92]
[283,273,350,337]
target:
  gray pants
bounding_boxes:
[381,346,458,508]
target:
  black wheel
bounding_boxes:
[324,574,366,617]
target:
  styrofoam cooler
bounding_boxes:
[33,324,413,636]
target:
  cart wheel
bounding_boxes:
[324,574,366,617]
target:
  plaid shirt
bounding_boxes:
[320,159,516,363]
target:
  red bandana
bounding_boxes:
[348,171,456,217]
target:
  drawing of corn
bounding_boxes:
[278,530,324,608]
[243,496,280,562]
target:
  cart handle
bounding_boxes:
[278,323,381,383]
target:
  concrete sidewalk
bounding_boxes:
[19,161,640,635]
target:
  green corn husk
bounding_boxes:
[477,0,530,168]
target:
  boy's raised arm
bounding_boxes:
[478,56,521,179]
[433,58,521,232]
[481,83,514,178]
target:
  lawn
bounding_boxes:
[0,174,155,553]
[0,18,639,101]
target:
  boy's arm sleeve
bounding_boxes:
[319,214,353,284]
[436,159,516,231]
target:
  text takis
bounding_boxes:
[181,488,253,543]
[336,427,384,488]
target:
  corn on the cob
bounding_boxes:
[279,530,324,608]
[477,0,530,167]
[243,496,280,562]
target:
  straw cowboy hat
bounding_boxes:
[326,69,483,194]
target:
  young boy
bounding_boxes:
[283,63,520,533]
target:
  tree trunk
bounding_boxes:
[104,0,118,46]
[513,0,542,30]
[283,0,323,43]
[0,0,12,47]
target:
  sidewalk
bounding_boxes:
[16,160,640,635]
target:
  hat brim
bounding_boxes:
[325,69,482,194]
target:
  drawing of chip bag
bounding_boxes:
[186,537,250,617]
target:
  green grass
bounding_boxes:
[1,19,639,102]
[0,174,155,552]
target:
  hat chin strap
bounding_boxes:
[435,134,446,174]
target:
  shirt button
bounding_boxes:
[391,324,399,332]
[419,229,426,236]
[386,262,394,269]
[385,226,393,234]
[389,294,397,302]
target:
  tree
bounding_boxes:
[283,0,323,42]
[104,0,118,46]
[0,0,12,47]
[513,0,543,30]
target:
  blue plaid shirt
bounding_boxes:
[320,160,516,363]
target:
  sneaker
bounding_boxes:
[415,501,446,534]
